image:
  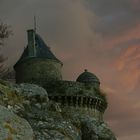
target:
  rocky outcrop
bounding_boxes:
[0,105,33,140]
[0,80,116,140]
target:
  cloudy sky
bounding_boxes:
[0,0,140,139]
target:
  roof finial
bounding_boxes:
[34,16,37,32]
[85,69,88,72]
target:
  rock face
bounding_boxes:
[0,105,33,140]
[0,80,117,140]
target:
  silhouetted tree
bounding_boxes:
[0,21,12,77]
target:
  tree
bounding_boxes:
[0,22,12,45]
[0,21,12,77]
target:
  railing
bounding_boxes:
[49,95,107,113]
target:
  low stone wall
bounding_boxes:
[49,96,106,112]
[61,106,103,121]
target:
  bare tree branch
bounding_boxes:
[0,22,12,46]
[0,21,12,77]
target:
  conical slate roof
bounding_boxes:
[76,69,100,84]
[14,33,62,67]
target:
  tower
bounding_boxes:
[14,29,63,86]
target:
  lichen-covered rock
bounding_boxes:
[80,116,116,140]
[0,80,46,107]
[20,99,81,140]
[13,83,48,100]
[0,105,34,140]
[97,122,117,140]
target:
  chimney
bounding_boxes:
[27,29,36,57]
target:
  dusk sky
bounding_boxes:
[0,0,140,139]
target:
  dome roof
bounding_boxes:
[76,69,100,84]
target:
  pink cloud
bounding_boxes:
[114,45,140,92]
[130,0,140,10]
[103,23,140,48]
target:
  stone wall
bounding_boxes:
[49,95,107,113]
[45,80,107,103]
[14,58,62,86]
[60,106,103,121]
[46,80,107,119]
[45,80,85,96]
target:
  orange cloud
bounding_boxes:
[114,45,140,92]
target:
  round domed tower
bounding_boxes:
[76,69,100,89]
[14,29,63,87]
